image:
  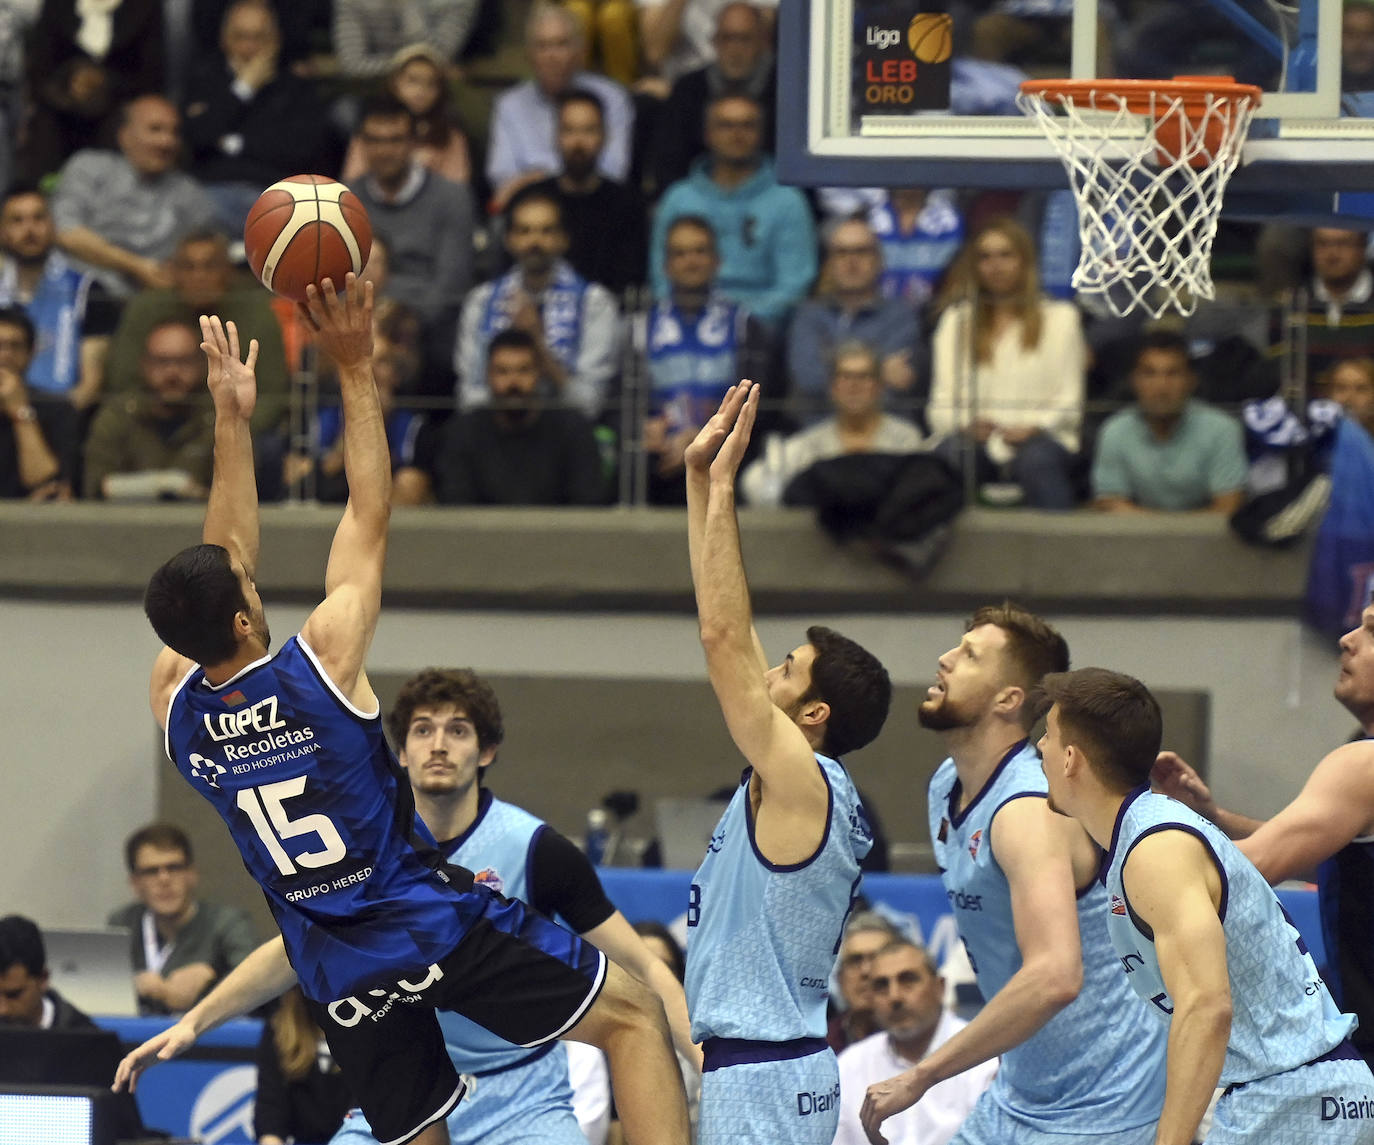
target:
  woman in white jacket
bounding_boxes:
[928,217,1086,508]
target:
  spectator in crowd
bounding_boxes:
[21,0,164,179]
[437,327,608,505]
[0,305,70,499]
[1091,330,1247,514]
[52,95,218,298]
[333,0,479,79]
[529,89,648,294]
[1344,0,1374,92]
[253,986,351,1145]
[872,188,965,309]
[352,92,475,372]
[0,185,110,418]
[486,2,634,212]
[827,911,902,1054]
[928,217,1085,509]
[563,0,637,86]
[1266,227,1374,386]
[107,822,256,1016]
[0,914,95,1029]
[742,340,925,507]
[650,2,776,191]
[638,0,776,88]
[457,186,620,419]
[787,217,921,422]
[283,298,436,506]
[834,940,996,1145]
[341,42,472,187]
[1328,356,1374,435]
[104,228,288,436]
[643,214,774,503]
[632,920,686,982]
[82,319,216,501]
[181,0,330,234]
[651,92,815,327]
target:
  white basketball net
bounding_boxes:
[1017,84,1259,318]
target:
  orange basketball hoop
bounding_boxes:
[1017,76,1262,317]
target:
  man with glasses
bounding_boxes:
[786,218,921,425]
[651,92,815,328]
[107,823,256,1015]
[353,93,475,374]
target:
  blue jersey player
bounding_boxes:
[1039,667,1374,1145]
[114,282,690,1145]
[681,383,893,1145]
[861,605,1167,1145]
[1154,601,1374,1070]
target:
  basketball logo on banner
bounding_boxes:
[853,2,952,116]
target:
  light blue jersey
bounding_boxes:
[929,742,1166,1137]
[1102,787,1356,1083]
[686,756,871,1042]
[332,793,581,1145]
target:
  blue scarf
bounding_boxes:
[480,261,589,374]
[646,295,746,435]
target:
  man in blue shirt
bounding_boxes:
[1092,330,1247,513]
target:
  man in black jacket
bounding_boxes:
[0,915,95,1030]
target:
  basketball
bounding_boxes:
[244,175,373,303]
[908,12,953,64]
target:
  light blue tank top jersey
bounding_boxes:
[165,637,486,1003]
[686,756,872,1043]
[929,742,1166,1130]
[1102,787,1356,1085]
[437,792,569,1075]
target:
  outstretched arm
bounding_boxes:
[112,936,297,1094]
[149,317,260,726]
[1122,831,1232,1145]
[296,277,387,711]
[1151,752,1263,840]
[861,799,1085,1144]
[685,384,823,811]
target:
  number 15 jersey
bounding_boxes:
[164,635,486,1004]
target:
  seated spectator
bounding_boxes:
[104,228,288,437]
[0,914,94,1029]
[341,42,472,187]
[0,185,112,419]
[457,186,620,420]
[827,911,902,1054]
[21,0,164,180]
[437,328,609,505]
[82,320,216,501]
[181,0,330,234]
[872,189,965,310]
[486,2,634,212]
[564,0,637,86]
[650,2,776,193]
[742,340,924,507]
[1328,357,1374,435]
[639,0,776,89]
[283,298,435,505]
[1344,0,1374,93]
[787,217,921,423]
[333,0,479,79]
[0,306,71,500]
[928,217,1085,509]
[1263,227,1374,387]
[1091,330,1247,514]
[644,214,774,503]
[651,93,815,327]
[52,95,219,298]
[834,939,996,1145]
[107,822,256,1016]
[529,89,648,294]
[352,92,475,373]
[254,986,351,1145]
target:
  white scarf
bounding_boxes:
[75,0,121,60]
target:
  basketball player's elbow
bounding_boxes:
[1032,955,1083,1011]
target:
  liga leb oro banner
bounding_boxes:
[852,1,953,116]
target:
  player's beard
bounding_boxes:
[917,691,977,731]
